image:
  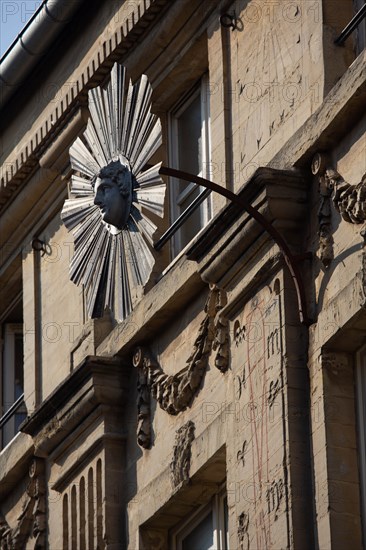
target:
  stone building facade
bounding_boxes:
[0,0,366,548]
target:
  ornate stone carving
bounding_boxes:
[133,286,227,446]
[317,174,334,267]
[321,168,366,224]
[313,155,366,265]
[170,421,195,487]
[212,287,229,372]
[135,356,153,449]
[93,160,133,230]
[61,63,165,321]
[0,458,46,550]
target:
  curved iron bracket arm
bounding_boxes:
[159,165,311,326]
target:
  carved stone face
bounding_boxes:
[93,160,133,230]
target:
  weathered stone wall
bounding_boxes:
[22,215,85,404]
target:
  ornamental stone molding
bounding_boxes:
[170,421,195,488]
[0,458,46,550]
[322,168,366,224]
[133,285,228,448]
[312,153,366,225]
[312,153,366,266]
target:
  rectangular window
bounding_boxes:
[171,492,229,550]
[169,75,212,256]
[1,322,26,449]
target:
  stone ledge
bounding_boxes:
[0,432,34,500]
[21,355,128,456]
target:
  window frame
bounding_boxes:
[356,344,366,544]
[170,490,228,550]
[168,74,212,256]
[1,322,25,449]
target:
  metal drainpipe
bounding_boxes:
[0,0,85,108]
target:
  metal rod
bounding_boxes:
[154,188,211,251]
[159,165,311,326]
[0,393,25,429]
[334,4,366,45]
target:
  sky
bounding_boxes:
[1,1,41,57]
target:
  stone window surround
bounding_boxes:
[170,486,228,550]
[139,445,226,550]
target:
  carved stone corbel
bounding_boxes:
[0,458,46,550]
[133,286,228,448]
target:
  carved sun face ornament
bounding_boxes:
[61,63,165,321]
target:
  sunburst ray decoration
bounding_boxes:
[61,63,165,321]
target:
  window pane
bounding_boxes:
[181,511,214,550]
[177,92,202,181]
[14,332,24,400]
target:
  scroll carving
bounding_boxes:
[170,421,195,487]
[133,286,228,447]
[0,458,46,549]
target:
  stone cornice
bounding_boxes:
[187,167,308,287]
[21,355,128,456]
[0,0,170,211]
